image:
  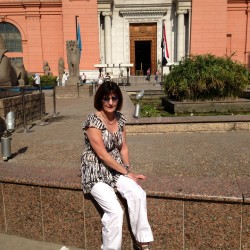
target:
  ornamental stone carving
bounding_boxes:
[102,11,112,17]
[176,9,188,15]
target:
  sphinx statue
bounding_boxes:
[0,35,12,86]
[14,62,28,86]
[0,34,28,87]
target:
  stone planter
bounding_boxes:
[162,97,250,114]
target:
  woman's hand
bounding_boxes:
[126,172,146,184]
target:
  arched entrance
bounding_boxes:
[130,23,157,76]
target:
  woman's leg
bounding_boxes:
[91,182,124,250]
[116,175,154,244]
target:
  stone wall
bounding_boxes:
[0,166,249,249]
[0,92,45,134]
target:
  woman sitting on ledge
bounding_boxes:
[80,81,154,250]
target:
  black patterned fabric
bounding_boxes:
[81,111,126,193]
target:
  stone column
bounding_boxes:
[177,10,187,61]
[102,11,112,72]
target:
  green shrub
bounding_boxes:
[27,76,34,85]
[163,54,250,101]
[140,104,158,117]
[40,75,57,87]
[27,75,57,87]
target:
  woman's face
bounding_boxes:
[101,92,119,113]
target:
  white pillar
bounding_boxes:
[177,10,187,61]
[103,11,112,71]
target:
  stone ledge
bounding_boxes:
[163,98,250,114]
[0,164,249,249]
[126,121,250,134]
[0,165,249,204]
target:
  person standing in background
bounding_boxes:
[62,72,68,86]
[154,70,159,85]
[33,73,40,90]
[81,72,87,83]
[146,68,150,81]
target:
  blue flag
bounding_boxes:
[77,22,82,52]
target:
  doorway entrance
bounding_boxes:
[130,23,157,76]
[135,41,151,75]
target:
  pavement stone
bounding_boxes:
[0,233,83,250]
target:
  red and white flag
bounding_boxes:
[161,22,169,66]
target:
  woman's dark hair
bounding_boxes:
[94,80,123,111]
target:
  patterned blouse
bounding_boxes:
[81,111,127,194]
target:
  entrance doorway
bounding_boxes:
[135,41,151,75]
[130,23,157,76]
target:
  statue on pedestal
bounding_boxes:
[58,57,65,86]
[66,40,80,85]
[43,61,52,76]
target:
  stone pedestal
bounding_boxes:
[66,76,79,86]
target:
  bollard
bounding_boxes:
[1,136,12,161]
[53,83,58,117]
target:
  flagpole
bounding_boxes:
[75,15,79,40]
[161,19,164,84]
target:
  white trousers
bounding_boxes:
[90,175,154,250]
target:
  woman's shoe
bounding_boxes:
[134,242,151,250]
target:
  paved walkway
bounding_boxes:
[1,86,249,178]
[0,85,250,249]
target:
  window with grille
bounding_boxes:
[10,57,23,64]
[0,22,22,52]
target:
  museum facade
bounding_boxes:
[0,0,250,78]
[0,0,191,78]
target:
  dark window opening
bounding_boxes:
[0,22,22,52]
[135,41,151,75]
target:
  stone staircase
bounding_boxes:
[116,75,162,86]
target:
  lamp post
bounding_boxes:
[134,90,144,118]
